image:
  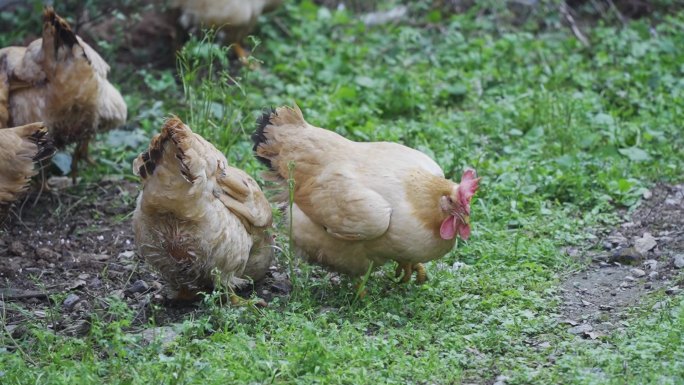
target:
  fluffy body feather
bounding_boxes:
[0,8,126,173]
[133,117,274,295]
[0,122,55,206]
[173,0,283,57]
[253,106,480,277]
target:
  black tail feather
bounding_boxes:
[29,127,56,162]
[252,107,276,169]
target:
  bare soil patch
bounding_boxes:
[0,179,288,338]
[560,183,684,338]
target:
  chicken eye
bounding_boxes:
[447,197,453,204]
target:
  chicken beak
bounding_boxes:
[463,215,470,226]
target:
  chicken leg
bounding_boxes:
[70,138,95,183]
[395,262,428,284]
[232,42,249,63]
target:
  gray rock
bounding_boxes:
[648,271,659,280]
[568,324,593,335]
[665,286,681,295]
[611,247,642,265]
[673,254,684,269]
[630,268,646,278]
[8,241,25,256]
[642,189,653,200]
[63,294,81,311]
[493,375,509,385]
[139,326,180,348]
[127,280,149,294]
[634,233,657,255]
[643,259,658,270]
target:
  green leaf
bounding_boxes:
[618,147,651,162]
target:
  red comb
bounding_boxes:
[457,168,480,210]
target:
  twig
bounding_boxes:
[1,301,37,366]
[559,1,590,47]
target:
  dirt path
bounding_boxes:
[559,183,684,338]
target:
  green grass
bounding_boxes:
[2,1,684,384]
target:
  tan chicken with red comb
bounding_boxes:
[252,105,480,285]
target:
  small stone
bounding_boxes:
[36,248,58,259]
[126,280,149,294]
[611,247,642,265]
[8,241,25,256]
[652,301,667,310]
[624,276,636,282]
[648,271,659,280]
[599,304,613,311]
[61,320,90,337]
[630,268,646,278]
[592,253,610,262]
[644,282,652,289]
[493,375,509,385]
[599,261,610,267]
[610,291,617,296]
[568,324,593,335]
[139,326,180,348]
[643,259,658,270]
[634,233,657,255]
[665,286,681,295]
[642,189,652,200]
[270,281,291,294]
[63,294,81,311]
[673,254,684,269]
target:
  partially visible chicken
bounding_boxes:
[0,8,127,179]
[252,105,480,286]
[132,117,274,301]
[173,0,284,60]
[0,122,55,210]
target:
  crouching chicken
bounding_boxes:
[252,105,480,285]
[0,122,55,211]
[133,117,274,301]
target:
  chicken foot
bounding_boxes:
[395,262,428,284]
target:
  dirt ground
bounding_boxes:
[0,179,289,338]
[560,183,684,338]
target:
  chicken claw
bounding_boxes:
[395,262,428,284]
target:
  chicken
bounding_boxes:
[173,0,284,60]
[0,8,127,180]
[252,105,480,286]
[132,116,274,301]
[0,122,55,210]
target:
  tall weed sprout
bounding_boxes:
[176,30,246,153]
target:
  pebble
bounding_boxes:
[568,324,593,335]
[630,268,646,278]
[63,294,81,311]
[665,286,681,295]
[8,241,25,256]
[127,280,150,294]
[624,276,636,282]
[642,189,653,199]
[634,233,657,255]
[648,271,659,280]
[644,282,652,289]
[611,247,642,265]
[673,254,684,269]
[643,259,658,270]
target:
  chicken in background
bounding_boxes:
[253,105,480,287]
[0,122,55,213]
[133,116,274,302]
[0,8,127,180]
[172,0,284,61]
